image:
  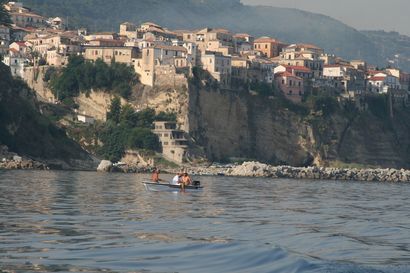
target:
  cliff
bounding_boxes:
[187,84,410,168]
[0,63,97,170]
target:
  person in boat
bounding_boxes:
[181,172,192,186]
[170,172,182,185]
[151,168,163,183]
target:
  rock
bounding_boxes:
[97,160,113,172]
[13,155,22,162]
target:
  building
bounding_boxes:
[279,43,324,77]
[368,74,401,93]
[231,56,249,83]
[253,37,287,58]
[200,51,232,87]
[2,48,29,78]
[0,25,10,55]
[84,46,140,65]
[119,22,137,39]
[134,45,188,86]
[77,113,95,124]
[275,71,304,103]
[153,121,188,164]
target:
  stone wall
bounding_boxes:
[154,65,188,88]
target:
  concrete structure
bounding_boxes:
[84,46,140,65]
[134,45,187,86]
[200,51,232,87]
[153,121,188,164]
[119,22,137,39]
[77,113,95,124]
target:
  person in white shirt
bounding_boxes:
[170,173,182,185]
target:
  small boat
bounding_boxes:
[142,181,203,192]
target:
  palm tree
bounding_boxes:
[0,0,12,27]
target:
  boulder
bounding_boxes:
[97,160,113,172]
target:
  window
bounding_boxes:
[164,142,169,146]
[265,44,268,49]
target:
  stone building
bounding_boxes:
[153,121,188,164]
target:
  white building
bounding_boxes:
[2,49,29,78]
[200,51,232,87]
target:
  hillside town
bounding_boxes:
[1,1,410,165]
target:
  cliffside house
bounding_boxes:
[2,48,29,78]
[134,45,188,87]
[368,74,401,94]
[200,51,232,87]
[279,43,324,77]
[275,71,304,103]
[84,45,140,65]
[153,121,188,164]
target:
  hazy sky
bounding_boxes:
[242,0,410,36]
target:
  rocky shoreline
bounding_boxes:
[0,146,48,170]
[187,161,410,183]
[3,156,410,183]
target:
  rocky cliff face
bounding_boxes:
[187,85,410,168]
[188,87,314,166]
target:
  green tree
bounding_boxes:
[119,104,137,127]
[127,127,160,151]
[106,96,121,124]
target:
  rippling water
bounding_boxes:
[0,170,409,273]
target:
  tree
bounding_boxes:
[106,96,121,124]
[0,0,12,27]
[127,128,160,151]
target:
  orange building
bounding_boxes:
[253,37,287,58]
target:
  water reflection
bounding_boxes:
[0,171,409,273]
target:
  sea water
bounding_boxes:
[0,170,409,273]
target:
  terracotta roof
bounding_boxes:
[286,65,312,72]
[254,36,277,43]
[277,71,303,80]
[369,76,386,81]
[288,43,322,50]
[234,33,252,38]
[14,41,27,47]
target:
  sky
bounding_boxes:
[242,0,410,36]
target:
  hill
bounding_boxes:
[0,63,97,169]
[24,0,390,68]
[361,30,410,71]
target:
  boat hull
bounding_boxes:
[142,181,203,192]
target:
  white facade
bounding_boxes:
[2,55,29,78]
[200,51,232,87]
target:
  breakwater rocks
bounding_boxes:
[0,146,48,170]
[0,156,48,170]
[221,161,410,183]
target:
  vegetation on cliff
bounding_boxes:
[46,55,138,103]
[0,63,92,165]
[67,97,176,162]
